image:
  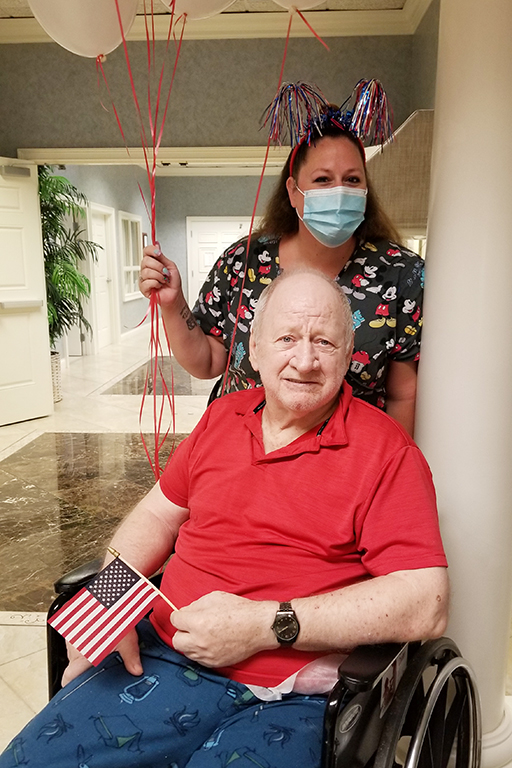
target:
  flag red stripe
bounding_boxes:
[86,590,160,664]
[54,594,106,639]
[49,587,91,629]
[63,581,144,644]
[66,581,153,649]
[76,583,157,656]
[62,599,108,646]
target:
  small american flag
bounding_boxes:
[48,557,162,666]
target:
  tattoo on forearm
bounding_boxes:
[180,305,198,331]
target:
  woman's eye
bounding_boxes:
[280,336,293,343]
[313,176,330,184]
[345,176,362,185]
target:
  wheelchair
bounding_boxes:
[47,561,481,768]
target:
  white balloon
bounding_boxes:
[28,0,139,58]
[160,0,236,22]
[272,0,325,9]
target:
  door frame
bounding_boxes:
[85,202,120,354]
[186,216,258,306]
[0,158,53,424]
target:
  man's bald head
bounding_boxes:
[251,268,354,358]
[249,269,355,416]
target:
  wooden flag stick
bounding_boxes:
[108,547,178,611]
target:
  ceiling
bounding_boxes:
[0,0,431,41]
[0,1,407,18]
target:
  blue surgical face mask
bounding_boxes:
[295,184,367,248]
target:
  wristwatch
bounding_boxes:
[271,602,300,646]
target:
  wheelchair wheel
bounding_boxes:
[374,638,481,768]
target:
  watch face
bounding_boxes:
[274,615,299,641]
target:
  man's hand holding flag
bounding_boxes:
[49,550,176,666]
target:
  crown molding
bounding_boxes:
[17,146,291,176]
[0,0,433,44]
[17,143,381,175]
[402,0,433,31]
[128,9,413,39]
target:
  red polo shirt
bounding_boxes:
[151,385,447,687]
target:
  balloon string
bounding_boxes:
[96,57,129,146]
[108,1,182,475]
[153,1,177,153]
[144,0,154,140]
[139,293,177,479]
[279,12,294,85]
[220,8,327,398]
[114,0,151,154]
[139,294,158,479]
[295,9,330,51]
[155,15,185,154]
[95,57,151,218]
[113,0,156,243]
[221,11,294,397]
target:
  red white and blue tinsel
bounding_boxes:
[261,81,329,147]
[262,78,393,148]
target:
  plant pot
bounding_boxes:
[51,350,62,403]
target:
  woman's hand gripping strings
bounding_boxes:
[139,244,227,380]
[139,243,182,307]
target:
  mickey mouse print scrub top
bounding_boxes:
[191,235,424,409]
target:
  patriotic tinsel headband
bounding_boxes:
[261,79,394,170]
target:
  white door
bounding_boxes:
[88,204,118,352]
[186,217,257,306]
[0,160,53,426]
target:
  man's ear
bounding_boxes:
[343,333,355,375]
[249,333,259,372]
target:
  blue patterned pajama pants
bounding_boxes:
[0,619,328,768]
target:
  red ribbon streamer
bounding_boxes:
[139,292,176,480]
[105,0,183,476]
[103,3,329,474]
[222,9,319,397]
[295,9,330,51]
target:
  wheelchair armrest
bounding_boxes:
[53,557,103,594]
[338,642,409,693]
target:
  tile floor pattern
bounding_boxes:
[0,326,215,752]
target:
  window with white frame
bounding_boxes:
[119,211,142,300]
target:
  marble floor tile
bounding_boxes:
[0,426,44,462]
[0,432,187,612]
[0,611,46,625]
[0,620,48,753]
[103,356,216,397]
[0,622,46,665]
[0,677,38,754]
[0,648,48,714]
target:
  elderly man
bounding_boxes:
[1,269,448,768]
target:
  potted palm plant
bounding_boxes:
[38,165,100,402]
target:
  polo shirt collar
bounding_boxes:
[238,385,352,462]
